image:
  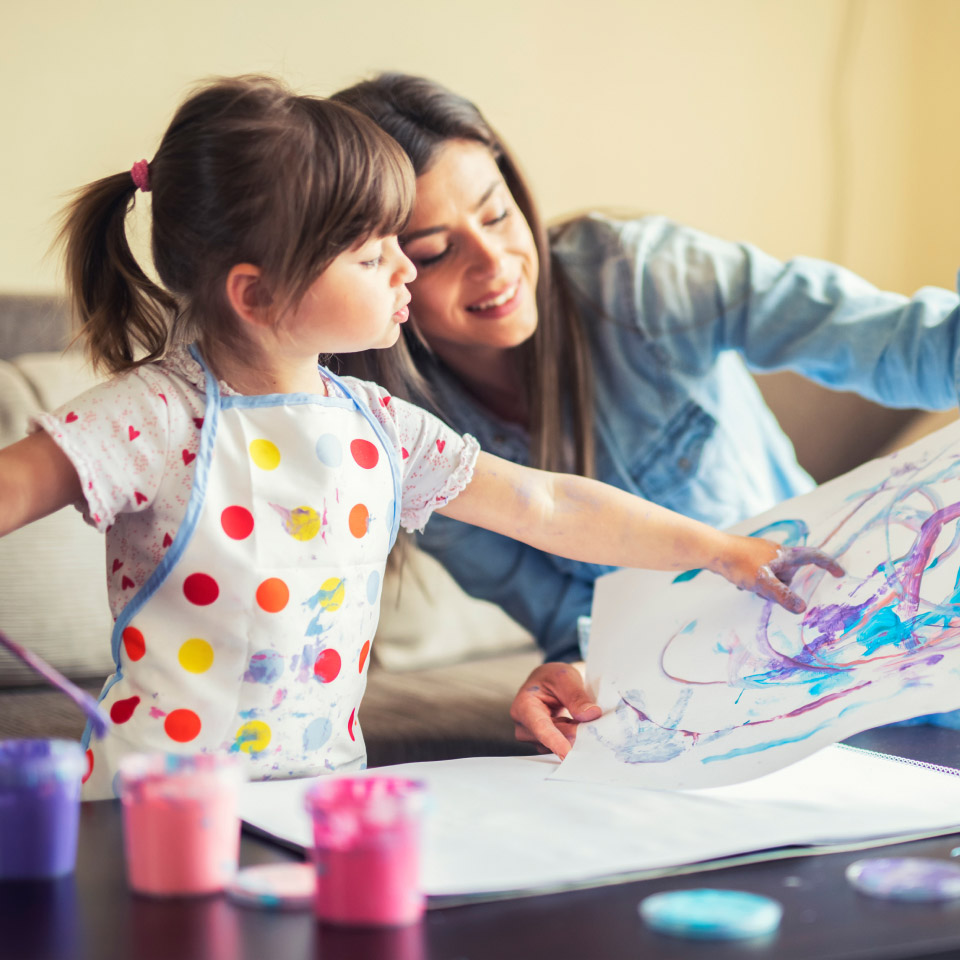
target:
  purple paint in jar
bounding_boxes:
[0,739,85,880]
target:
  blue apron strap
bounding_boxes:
[321,368,402,550]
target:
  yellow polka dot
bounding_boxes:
[235,720,271,754]
[286,506,321,542]
[178,638,214,673]
[249,438,281,471]
[320,577,345,611]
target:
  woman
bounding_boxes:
[331,73,960,758]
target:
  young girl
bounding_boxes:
[0,76,840,800]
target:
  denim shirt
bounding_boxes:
[416,214,960,662]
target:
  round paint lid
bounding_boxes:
[639,889,783,940]
[226,863,315,910]
[846,857,960,901]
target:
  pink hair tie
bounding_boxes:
[130,159,151,193]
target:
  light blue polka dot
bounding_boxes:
[366,570,380,605]
[302,716,332,752]
[315,434,343,468]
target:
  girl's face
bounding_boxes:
[400,140,539,375]
[283,235,416,355]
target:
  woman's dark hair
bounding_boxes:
[331,73,594,477]
[58,75,414,374]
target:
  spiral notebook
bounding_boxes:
[239,744,960,905]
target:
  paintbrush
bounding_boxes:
[0,629,109,738]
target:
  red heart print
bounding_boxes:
[182,450,196,466]
[401,447,409,459]
[436,439,446,453]
[112,559,123,573]
[128,426,140,441]
[380,396,391,407]
[65,412,78,423]
[121,576,135,590]
[193,418,204,429]
[162,533,173,548]
[158,393,167,405]
[134,491,147,505]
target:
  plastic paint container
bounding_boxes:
[118,752,242,897]
[305,776,427,926]
[0,739,85,880]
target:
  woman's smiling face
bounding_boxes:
[400,139,539,374]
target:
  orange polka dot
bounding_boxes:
[164,709,201,743]
[122,626,145,661]
[358,640,370,674]
[256,577,289,613]
[83,749,94,784]
[348,504,369,539]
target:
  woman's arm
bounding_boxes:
[438,451,842,611]
[0,433,83,538]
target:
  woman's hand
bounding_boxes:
[714,537,844,612]
[510,661,601,758]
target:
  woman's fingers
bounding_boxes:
[510,662,601,758]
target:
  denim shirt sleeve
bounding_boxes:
[416,513,594,662]
[416,214,960,664]
[613,216,960,409]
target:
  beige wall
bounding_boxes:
[3,0,959,296]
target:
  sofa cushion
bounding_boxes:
[0,351,113,686]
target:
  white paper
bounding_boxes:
[557,420,960,789]
[239,746,960,897]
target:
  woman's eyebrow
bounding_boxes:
[403,180,500,242]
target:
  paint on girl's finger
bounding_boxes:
[846,857,960,901]
[638,889,783,940]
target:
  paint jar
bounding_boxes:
[118,752,242,897]
[305,776,427,926]
[0,738,85,880]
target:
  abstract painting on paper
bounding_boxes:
[555,421,960,789]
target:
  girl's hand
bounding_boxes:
[715,537,844,613]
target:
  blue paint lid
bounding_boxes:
[639,888,783,940]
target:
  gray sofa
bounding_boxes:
[0,295,955,768]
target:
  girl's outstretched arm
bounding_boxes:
[0,434,83,538]
[438,452,842,612]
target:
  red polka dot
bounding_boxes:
[164,709,201,743]
[83,749,93,784]
[358,640,370,674]
[122,627,145,661]
[347,708,356,741]
[256,578,289,613]
[313,648,342,683]
[183,573,219,605]
[350,438,379,469]
[110,695,140,724]
[348,504,369,539]
[221,505,254,540]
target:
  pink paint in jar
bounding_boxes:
[118,752,242,897]
[305,776,427,926]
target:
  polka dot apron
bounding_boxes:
[82,348,400,800]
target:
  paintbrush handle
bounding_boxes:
[0,629,109,738]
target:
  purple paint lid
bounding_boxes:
[846,858,960,901]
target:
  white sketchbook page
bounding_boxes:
[557,420,960,790]
[239,746,960,897]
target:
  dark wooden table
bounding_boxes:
[4,726,960,960]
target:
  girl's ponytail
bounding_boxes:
[58,168,176,373]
